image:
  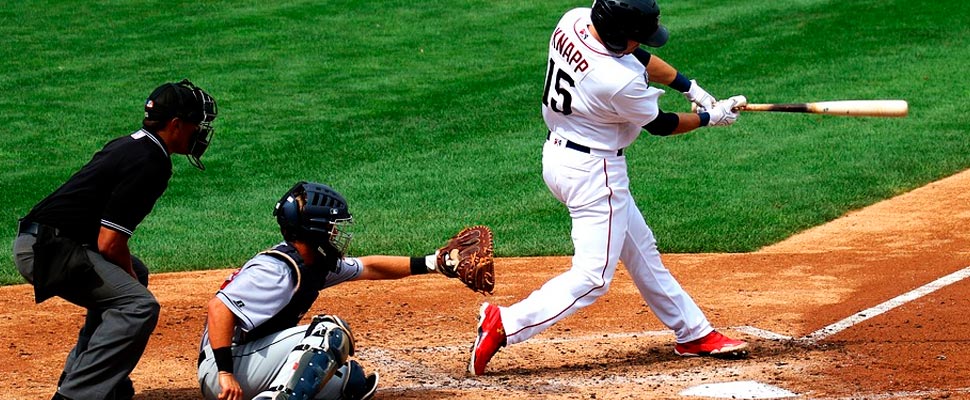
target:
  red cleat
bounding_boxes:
[468,303,506,375]
[675,330,749,359]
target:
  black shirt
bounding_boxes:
[24,129,173,246]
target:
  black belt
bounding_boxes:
[547,132,623,156]
[17,220,59,237]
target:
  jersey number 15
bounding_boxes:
[542,58,575,115]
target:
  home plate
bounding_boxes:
[680,380,798,399]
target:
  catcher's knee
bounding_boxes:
[256,315,355,399]
[306,314,355,361]
[317,360,379,400]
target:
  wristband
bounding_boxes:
[410,257,430,275]
[699,112,711,127]
[669,72,691,92]
[213,346,233,373]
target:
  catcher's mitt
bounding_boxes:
[436,226,495,294]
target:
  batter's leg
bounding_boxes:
[619,203,712,343]
[502,151,632,345]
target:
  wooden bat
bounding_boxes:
[739,100,908,117]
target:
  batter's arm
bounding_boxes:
[634,49,715,108]
[644,111,704,136]
[645,54,679,86]
[633,49,678,86]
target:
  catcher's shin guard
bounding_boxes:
[254,316,355,400]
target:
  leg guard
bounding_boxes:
[306,314,354,357]
[316,360,379,400]
[253,315,355,400]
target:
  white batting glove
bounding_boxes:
[683,80,716,111]
[705,95,747,127]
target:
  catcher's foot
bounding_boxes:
[674,330,749,359]
[469,302,506,375]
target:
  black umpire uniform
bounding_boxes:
[12,79,217,400]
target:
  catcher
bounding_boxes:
[197,181,493,400]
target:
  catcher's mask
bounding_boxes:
[144,79,218,170]
[274,181,354,259]
[591,0,668,53]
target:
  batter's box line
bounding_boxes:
[738,265,970,344]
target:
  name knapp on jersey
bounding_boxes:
[552,27,589,73]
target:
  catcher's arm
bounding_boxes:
[205,298,245,399]
[351,227,495,294]
[354,256,416,280]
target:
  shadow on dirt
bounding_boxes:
[135,387,199,399]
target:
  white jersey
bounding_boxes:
[541,7,664,152]
[199,244,363,349]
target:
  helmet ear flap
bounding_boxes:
[276,197,301,233]
[275,181,309,239]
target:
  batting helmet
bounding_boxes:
[591,0,669,53]
[274,181,354,258]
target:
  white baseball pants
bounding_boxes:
[501,141,713,345]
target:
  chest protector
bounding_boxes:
[242,243,332,343]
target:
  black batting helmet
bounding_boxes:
[274,181,354,258]
[591,0,669,53]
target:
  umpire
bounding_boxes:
[12,79,217,400]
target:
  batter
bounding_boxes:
[470,0,749,375]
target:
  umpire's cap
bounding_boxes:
[144,79,217,125]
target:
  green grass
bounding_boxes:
[2,0,968,284]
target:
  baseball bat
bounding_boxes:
[739,100,908,117]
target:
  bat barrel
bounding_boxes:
[742,100,908,117]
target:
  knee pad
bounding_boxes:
[306,314,354,362]
[317,360,379,400]
[257,315,356,399]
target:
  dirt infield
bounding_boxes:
[2,170,969,399]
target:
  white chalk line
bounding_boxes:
[734,325,793,341]
[800,265,970,343]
